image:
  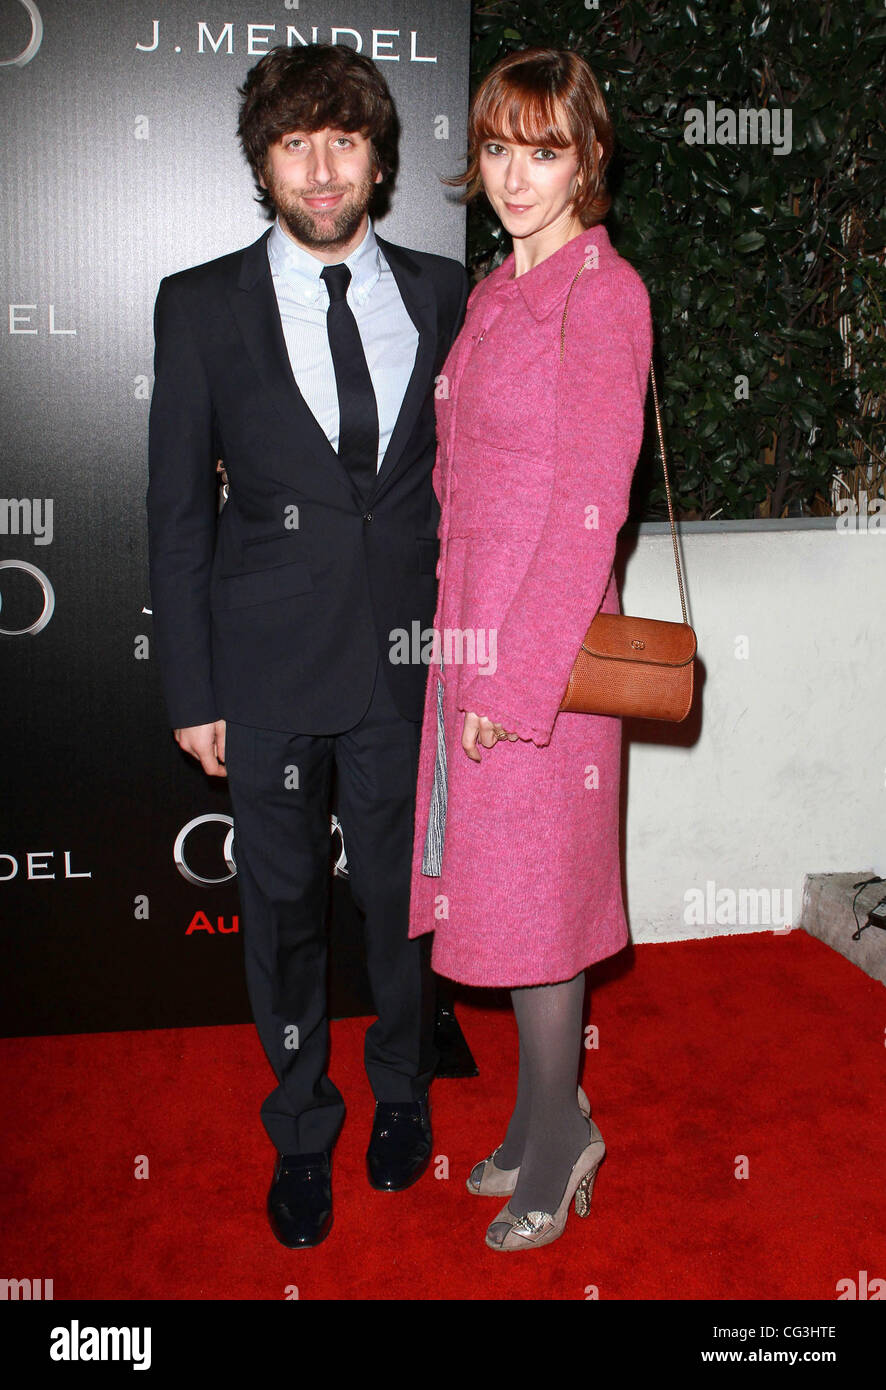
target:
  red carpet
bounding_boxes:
[1,930,883,1301]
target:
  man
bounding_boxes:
[147,43,468,1248]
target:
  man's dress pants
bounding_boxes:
[224,659,437,1155]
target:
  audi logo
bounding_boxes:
[0,1,43,67]
[173,814,236,887]
[173,814,348,885]
[0,560,55,635]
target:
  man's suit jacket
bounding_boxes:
[147,227,469,734]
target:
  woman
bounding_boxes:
[409,47,652,1251]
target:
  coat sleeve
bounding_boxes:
[146,276,220,729]
[457,267,652,746]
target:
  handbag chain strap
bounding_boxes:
[560,257,689,626]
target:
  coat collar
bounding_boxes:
[238,227,274,290]
[484,223,616,321]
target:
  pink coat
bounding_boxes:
[408,226,652,987]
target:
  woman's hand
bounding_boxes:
[461,712,519,762]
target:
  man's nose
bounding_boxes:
[308,145,333,184]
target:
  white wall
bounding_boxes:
[617,518,886,942]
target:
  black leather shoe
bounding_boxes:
[267,1152,332,1248]
[366,1097,432,1191]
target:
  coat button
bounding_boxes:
[363,512,373,522]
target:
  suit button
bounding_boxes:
[363,512,373,522]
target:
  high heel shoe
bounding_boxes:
[484,1118,605,1251]
[466,1086,591,1196]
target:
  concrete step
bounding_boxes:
[801,872,886,987]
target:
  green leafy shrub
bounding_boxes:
[463,0,885,520]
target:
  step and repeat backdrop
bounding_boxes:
[0,0,470,1036]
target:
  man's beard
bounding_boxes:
[269,167,377,250]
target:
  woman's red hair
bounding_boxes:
[449,48,614,227]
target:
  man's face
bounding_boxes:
[260,127,382,256]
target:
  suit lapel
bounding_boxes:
[370,236,438,502]
[226,230,363,506]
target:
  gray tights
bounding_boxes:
[486,970,591,1227]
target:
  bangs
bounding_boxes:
[472,81,573,149]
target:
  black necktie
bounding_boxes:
[320,262,379,501]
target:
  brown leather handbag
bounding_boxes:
[558,260,697,721]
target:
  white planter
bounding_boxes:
[617,518,886,944]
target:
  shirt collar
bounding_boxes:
[486,224,615,321]
[267,217,382,307]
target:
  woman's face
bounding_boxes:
[478,127,583,242]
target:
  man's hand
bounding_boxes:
[175,720,227,777]
[461,712,518,762]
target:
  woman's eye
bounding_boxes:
[534,148,556,161]
[484,142,504,156]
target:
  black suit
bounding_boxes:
[148,227,467,733]
[148,226,468,1153]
